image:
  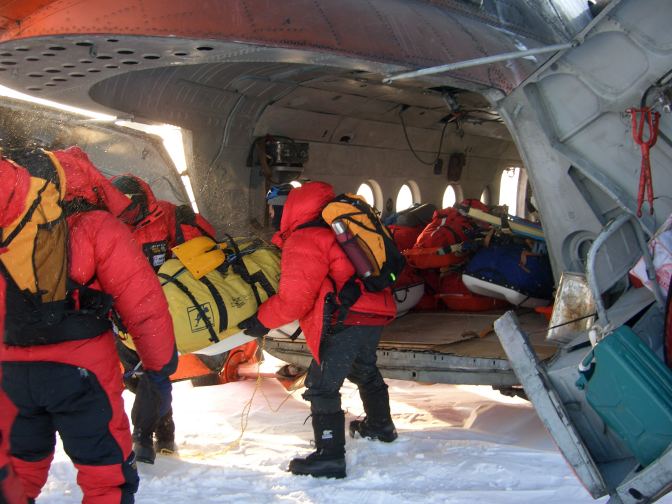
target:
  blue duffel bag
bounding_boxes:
[462,243,554,308]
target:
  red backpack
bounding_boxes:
[415,207,482,249]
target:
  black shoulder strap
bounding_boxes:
[7,149,59,185]
[61,198,101,217]
[296,218,330,231]
[334,276,362,330]
[217,234,278,306]
[174,219,185,246]
[0,179,50,249]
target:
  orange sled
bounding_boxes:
[169,340,260,384]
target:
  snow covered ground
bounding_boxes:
[38,355,671,504]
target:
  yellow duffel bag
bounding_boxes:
[157,237,280,353]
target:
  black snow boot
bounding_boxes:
[132,429,156,464]
[349,417,397,442]
[154,409,177,454]
[289,411,346,479]
[350,386,397,443]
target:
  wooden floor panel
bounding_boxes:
[381,310,557,360]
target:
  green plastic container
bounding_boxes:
[576,326,672,467]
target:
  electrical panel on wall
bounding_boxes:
[248,135,308,184]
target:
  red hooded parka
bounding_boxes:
[257,181,396,362]
[0,148,176,501]
[113,174,215,270]
[1,148,176,375]
[0,159,29,504]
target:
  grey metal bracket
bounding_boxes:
[586,213,665,326]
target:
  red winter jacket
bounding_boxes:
[0,160,29,504]
[0,158,30,227]
[257,181,396,362]
[125,176,173,270]
[0,149,176,375]
[114,175,215,270]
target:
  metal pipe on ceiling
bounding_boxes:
[383,42,576,84]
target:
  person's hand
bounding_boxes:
[238,314,270,337]
[175,204,197,226]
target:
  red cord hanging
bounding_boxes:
[628,107,661,217]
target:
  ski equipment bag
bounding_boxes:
[0,148,112,346]
[462,242,553,307]
[155,236,281,353]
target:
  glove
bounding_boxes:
[175,204,197,226]
[130,373,162,437]
[238,314,270,337]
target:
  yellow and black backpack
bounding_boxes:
[298,193,405,327]
[320,194,405,292]
[0,148,112,346]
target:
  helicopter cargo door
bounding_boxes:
[495,311,607,498]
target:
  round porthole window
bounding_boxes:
[357,182,375,207]
[442,185,457,209]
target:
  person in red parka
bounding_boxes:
[0,147,177,503]
[112,174,215,271]
[111,173,215,463]
[238,181,398,479]
[0,160,30,504]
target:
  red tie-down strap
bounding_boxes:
[628,107,661,217]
